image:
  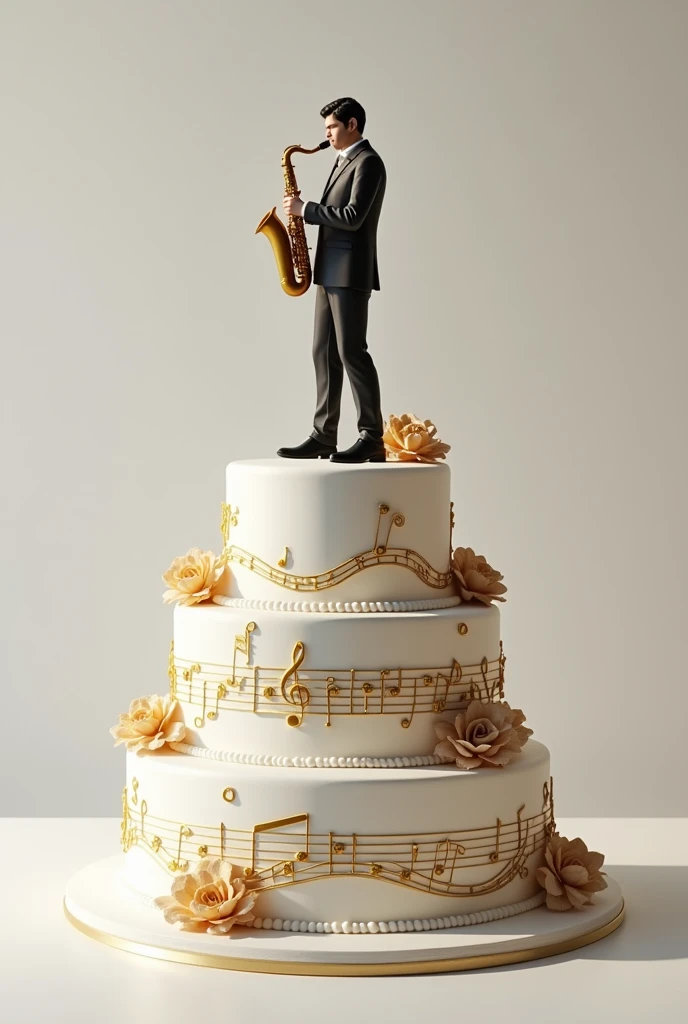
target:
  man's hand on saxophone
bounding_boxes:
[283,192,305,218]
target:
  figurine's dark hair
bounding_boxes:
[320,97,366,135]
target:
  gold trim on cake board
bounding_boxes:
[63,900,625,976]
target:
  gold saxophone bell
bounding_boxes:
[256,141,330,297]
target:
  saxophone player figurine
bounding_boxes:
[255,140,330,297]
[265,98,387,464]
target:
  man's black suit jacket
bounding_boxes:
[303,139,386,291]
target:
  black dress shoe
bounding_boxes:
[329,438,386,463]
[276,437,337,459]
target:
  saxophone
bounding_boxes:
[255,140,330,297]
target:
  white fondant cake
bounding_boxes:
[170,601,502,762]
[108,458,559,933]
[122,742,553,924]
[218,459,456,606]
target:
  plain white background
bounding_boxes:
[1,0,687,816]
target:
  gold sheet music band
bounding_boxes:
[169,635,506,730]
[122,779,556,898]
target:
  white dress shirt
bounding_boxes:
[300,137,367,218]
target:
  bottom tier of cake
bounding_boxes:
[122,740,554,927]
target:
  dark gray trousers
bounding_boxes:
[310,285,383,445]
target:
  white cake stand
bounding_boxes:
[64,855,624,976]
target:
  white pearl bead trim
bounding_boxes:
[126,879,546,932]
[169,742,445,769]
[212,596,460,614]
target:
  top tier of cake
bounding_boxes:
[218,459,456,608]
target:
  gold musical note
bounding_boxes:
[379,669,390,712]
[458,622,468,635]
[280,641,310,727]
[277,546,289,567]
[326,678,339,726]
[401,841,419,880]
[330,836,345,873]
[139,799,147,841]
[437,659,462,708]
[480,656,490,699]
[207,682,227,720]
[362,682,374,713]
[401,678,417,728]
[169,824,192,872]
[168,640,177,698]
[249,813,309,877]
[490,818,502,862]
[382,510,405,549]
[182,662,201,701]
[130,777,139,806]
[194,681,208,727]
[431,839,465,886]
[221,503,239,548]
[232,621,256,684]
[516,805,529,877]
[220,503,230,547]
[373,504,389,553]
[498,640,506,698]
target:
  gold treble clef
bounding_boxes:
[280,640,310,727]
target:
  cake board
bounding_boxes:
[64,855,624,976]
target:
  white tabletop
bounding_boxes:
[3,818,687,1023]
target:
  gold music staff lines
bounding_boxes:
[169,638,506,729]
[220,501,454,591]
[121,781,556,898]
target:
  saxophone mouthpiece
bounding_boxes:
[319,140,331,150]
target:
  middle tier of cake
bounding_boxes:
[169,601,504,765]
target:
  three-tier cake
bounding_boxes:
[64,452,623,973]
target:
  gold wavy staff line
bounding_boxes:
[224,544,453,591]
[125,811,546,852]
[179,678,499,720]
[171,647,505,727]
[124,825,545,860]
[221,500,454,591]
[126,779,554,848]
[122,788,555,898]
[126,825,547,898]
[172,651,504,678]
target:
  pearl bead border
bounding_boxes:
[126,879,546,932]
[169,742,445,769]
[212,596,460,614]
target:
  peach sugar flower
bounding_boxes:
[434,699,532,769]
[162,547,225,606]
[451,547,507,605]
[383,414,451,463]
[536,834,608,911]
[154,858,259,934]
[110,694,185,755]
